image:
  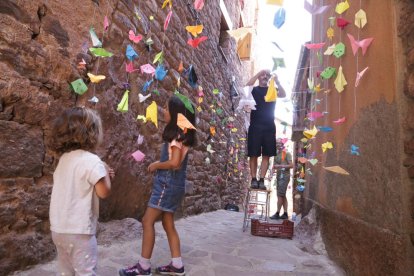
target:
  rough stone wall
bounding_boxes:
[0,0,253,273]
[300,0,414,275]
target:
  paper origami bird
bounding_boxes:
[186,25,203,37]
[140,64,155,75]
[129,30,143,43]
[321,141,333,152]
[177,113,196,133]
[333,42,345,58]
[333,117,346,124]
[186,65,198,88]
[138,93,151,103]
[305,43,325,50]
[162,0,172,9]
[87,73,106,83]
[153,51,164,64]
[164,10,172,31]
[273,8,286,29]
[320,67,336,80]
[266,0,283,5]
[146,101,158,127]
[323,166,349,175]
[126,62,139,73]
[355,9,367,28]
[307,112,323,121]
[327,27,334,41]
[318,126,333,132]
[187,36,208,48]
[334,66,347,93]
[194,0,204,10]
[350,144,360,156]
[142,79,153,92]
[347,34,374,56]
[335,0,350,15]
[77,59,87,70]
[264,78,277,102]
[88,96,99,103]
[308,159,318,166]
[89,27,102,47]
[117,90,129,112]
[155,65,168,81]
[126,45,138,60]
[355,67,369,87]
[175,91,195,113]
[210,126,216,136]
[337,18,350,30]
[131,150,145,162]
[304,1,330,15]
[272,57,285,71]
[324,44,336,55]
[303,126,318,139]
[89,47,113,57]
[70,79,88,95]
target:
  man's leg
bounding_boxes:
[257,156,269,190]
[249,156,259,188]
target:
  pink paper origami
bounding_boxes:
[126,62,139,73]
[164,10,173,31]
[355,67,369,87]
[333,117,346,124]
[129,30,143,43]
[131,150,145,162]
[347,34,374,56]
[337,18,350,29]
[104,16,109,31]
[305,43,326,50]
[140,64,156,75]
[194,0,205,10]
[307,111,324,121]
[187,36,208,48]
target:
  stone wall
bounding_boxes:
[300,0,414,275]
[0,0,254,273]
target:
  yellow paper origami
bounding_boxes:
[303,126,318,139]
[266,0,283,6]
[177,113,196,132]
[322,141,333,152]
[334,66,347,93]
[264,78,277,102]
[117,90,129,112]
[87,73,106,83]
[146,101,158,127]
[327,27,334,41]
[335,0,349,15]
[324,44,336,55]
[314,84,321,93]
[162,0,172,9]
[137,115,147,123]
[355,9,367,29]
[185,25,203,37]
[323,166,349,175]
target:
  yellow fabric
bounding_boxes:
[264,78,277,102]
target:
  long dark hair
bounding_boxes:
[162,96,197,147]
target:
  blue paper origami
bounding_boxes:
[155,65,168,81]
[273,8,286,29]
[350,144,360,156]
[318,126,333,132]
[186,65,198,88]
[296,185,305,192]
[142,79,153,92]
[126,44,138,61]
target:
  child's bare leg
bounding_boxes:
[162,212,181,258]
[141,207,163,258]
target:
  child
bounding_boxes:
[49,107,114,275]
[119,95,197,276]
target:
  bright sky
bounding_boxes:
[253,0,312,126]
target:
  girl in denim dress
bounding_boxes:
[120,96,196,276]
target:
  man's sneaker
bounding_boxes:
[250,179,259,189]
[156,263,185,276]
[269,213,280,220]
[280,212,288,220]
[258,180,267,190]
[119,262,152,276]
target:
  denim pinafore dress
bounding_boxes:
[148,142,188,212]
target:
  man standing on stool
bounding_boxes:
[270,139,294,220]
[245,69,286,190]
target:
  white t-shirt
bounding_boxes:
[50,149,107,235]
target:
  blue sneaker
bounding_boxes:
[119,262,152,276]
[156,263,185,275]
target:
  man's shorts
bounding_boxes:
[276,173,290,197]
[247,125,276,157]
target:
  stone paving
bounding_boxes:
[14,210,344,276]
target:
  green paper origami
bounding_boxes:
[89,27,102,47]
[212,88,220,95]
[117,90,129,112]
[153,51,164,64]
[272,57,285,71]
[320,67,336,80]
[89,47,114,57]
[174,91,194,114]
[333,42,345,58]
[70,79,88,95]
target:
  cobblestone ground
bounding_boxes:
[14,210,344,276]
